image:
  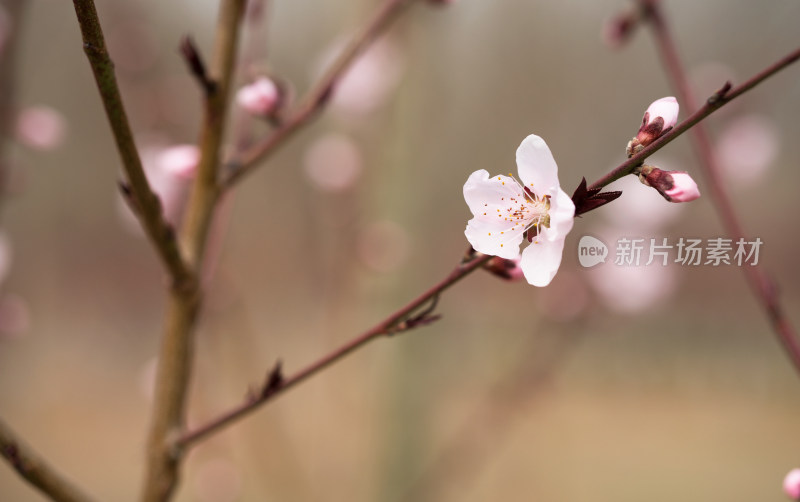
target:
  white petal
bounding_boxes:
[515,135,559,194]
[463,169,528,217]
[541,187,575,242]
[520,238,567,287]
[465,217,523,260]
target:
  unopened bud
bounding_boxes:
[628,97,679,156]
[784,469,800,500]
[639,166,700,203]
[236,76,284,118]
[483,256,524,281]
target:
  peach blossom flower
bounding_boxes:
[464,135,575,287]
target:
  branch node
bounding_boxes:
[707,81,733,105]
[180,35,217,95]
[261,360,284,398]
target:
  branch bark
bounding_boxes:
[140,0,246,500]
[71,0,192,289]
[222,0,420,189]
[589,45,800,191]
[635,0,800,374]
[0,418,96,502]
[177,253,492,448]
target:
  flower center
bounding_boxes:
[497,175,551,244]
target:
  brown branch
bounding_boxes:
[177,253,492,449]
[0,418,96,502]
[175,43,800,450]
[71,0,192,289]
[634,0,800,374]
[589,45,800,191]
[221,0,420,189]
[141,0,246,501]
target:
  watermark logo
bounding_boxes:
[578,235,763,267]
[577,235,608,268]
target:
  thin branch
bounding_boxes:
[0,418,96,502]
[71,0,192,289]
[140,0,246,499]
[589,44,800,191]
[177,253,492,449]
[221,0,420,189]
[635,0,800,374]
[176,43,800,449]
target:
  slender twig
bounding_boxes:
[0,418,96,502]
[178,253,492,448]
[71,0,192,288]
[176,44,800,448]
[222,0,420,189]
[140,0,246,500]
[635,0,800,374]
[589,45,800,191]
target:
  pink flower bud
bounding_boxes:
[634,97,679,149]
[236,77,281,117]
[664,172,700,202]
[784,468,800,499]
[640,167,700,203]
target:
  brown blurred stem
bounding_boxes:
[589,45,800,191]
[634,0,800,374]
[177,253,492,448]
[140,0,245,500]
[221,0,420,189]
[0,0,26,220]
[71,0,192,288]
[0,418,96,502]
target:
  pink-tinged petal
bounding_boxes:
[784,469,800,499]
[541,187,575,242]
[664,172,700,202]
[236,77,280,116]
[157,144,199,179]
[465,217,523,260]
[645,96,679,129]
[463,169,530,220]
[520,237,566,287]
[515,135,559,194]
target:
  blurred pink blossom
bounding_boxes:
[119,142,199,231]
[603,175,684,231]
[587,259,677,314]
[321,38,404,118]
[717,114,779,186]
[193,458,243,502]
[784,468,800,500]
[15,106,67,151]
[236,76,281,117]
[303,133,363,192]
[356,220,410,273]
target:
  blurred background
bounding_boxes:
[1,0,800,500]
